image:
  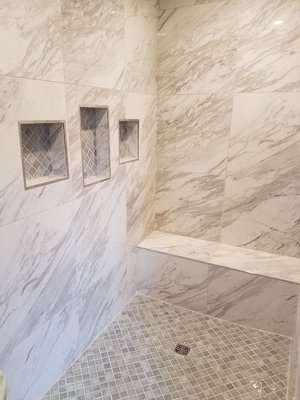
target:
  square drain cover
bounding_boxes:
[174,343,191,356]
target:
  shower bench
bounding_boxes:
[136,230,300,337]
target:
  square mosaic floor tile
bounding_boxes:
[42,294,291,400]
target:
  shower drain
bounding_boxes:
[174,343,191,356]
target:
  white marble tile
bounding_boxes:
[207,266,299,336]
[138,231,300,284]
[61,0,125,89]
[238,0,300,51]
[65,84,125,199]
[125,14,157,94]
[155,172,225,240]
[157,93,232,175]
[0,301,79,400]
[222,92,300,257]
[125,93,157,246]
[158,1,238,95]
[237,0,300,93]
[77,266,129,354]
[73,183,127,295]
[221,175,300,257]
[0,0,64,81]
[0,202,76,358]
[227,92,300,180]
[136,249,208,312]
[0,76,72,227]
[235,0,300,92]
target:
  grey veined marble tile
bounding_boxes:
[155,171,225,241]
[157,1,238,95]
[207,266,299,336]
[222,92,300,257]
[0,76,72,227]
[0,0,64,81]
[157,93,232,175]
[136,248,209,312]
[61,0,125,89]
[236,0,300,92]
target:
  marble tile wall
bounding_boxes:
[0,1,157,399]
[136,248,299,337]
[155,0,300,258]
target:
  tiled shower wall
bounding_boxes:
[155,0,300,259]
[0,1,157,399]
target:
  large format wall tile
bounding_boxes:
[125,14,157,94]
[0,76,72,227]
[0,1,158,399]
[73,184,127,295]
[77,265,129,355]
[207,266,299,336]
[61,0,125,89]
[0,301,79,400]
[125,93,157,246]
[158,1,238,95]
[0,0,64,81]
[155,171,225,240]
[222,92,300,256]
[0,202,76,359]
[236,0,300,92]
[157,93,232,175]
[136,249,208,312]
[135,247,298,336]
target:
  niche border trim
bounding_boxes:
[18,120,70,191]
[119,119,140,165]
[79,105,111,188]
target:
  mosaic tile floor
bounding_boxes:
[42,294,291,400]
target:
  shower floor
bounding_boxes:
[42,294,291,400]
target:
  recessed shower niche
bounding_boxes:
[19,121,69,190]
[119,119,139,164]
[80,106,111,186]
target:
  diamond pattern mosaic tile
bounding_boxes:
[80,108,98,179]
[22,124,54,179]
[41,294,291,400]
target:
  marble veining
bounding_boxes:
[236,0,300,92]
[136,237,299,336]
[136,249,209,312]
[61,0,125,89]
[138,231,300,284]
[157,93,232,175]
[155,0,300,258]
[0,0,64,82]
[155,171,225,241]
[0,2,158,400]
[0,76,72,227]
[222,92,300,257]
[207,266,298,336]
[158,1,238,95]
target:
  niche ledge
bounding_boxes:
[80,106,111,187]
[119,119,139,164]
[19,121,69,190]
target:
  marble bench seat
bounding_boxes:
[138,231,300,284]
[136,231,300,337]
